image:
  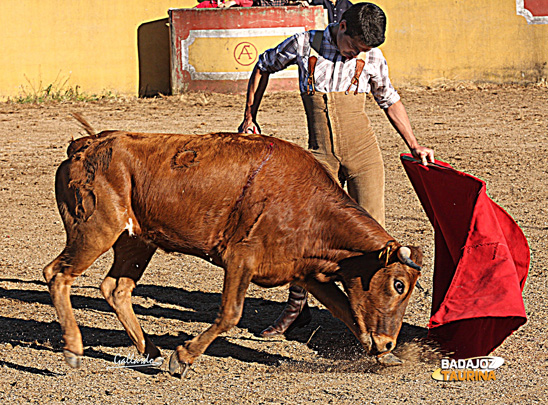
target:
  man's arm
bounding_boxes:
[238,33,302,133]
[384,100,434,165]
[238,64,270,133]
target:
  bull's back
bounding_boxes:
[64,132,340,258]
[122,132,285,251]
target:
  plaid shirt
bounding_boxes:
[257,24,400,109]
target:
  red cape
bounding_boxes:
[401,154,529,358]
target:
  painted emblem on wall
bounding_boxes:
[234,42,258,66]
[517,0,548,24]
[179,27,301,81]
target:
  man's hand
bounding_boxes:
[384,101,434,165]
[239,65,269,135]
[411,146,435,166]
[237,119,261,134]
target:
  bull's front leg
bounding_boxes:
[299,279,364,343]
[169,263,253,378]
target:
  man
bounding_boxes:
[238,3,434,337]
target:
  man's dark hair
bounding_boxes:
[341,3,386,48]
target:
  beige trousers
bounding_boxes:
[301,91,385,226]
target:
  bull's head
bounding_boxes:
[338,244,422,360]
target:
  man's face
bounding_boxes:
[336,20,372,59]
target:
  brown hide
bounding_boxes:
[44,130,421,372]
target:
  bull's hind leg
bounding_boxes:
[169,259,253,377]
[100,233,161,364]
[43,225,121,368]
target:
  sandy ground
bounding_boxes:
[0,85,547,404]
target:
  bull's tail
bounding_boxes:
[71,113,96,137]
[67,114,98,158]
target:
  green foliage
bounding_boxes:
[8,72,120,103]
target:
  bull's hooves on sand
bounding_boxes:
[168,351,190,378]
[377,352,404,366]
[63,349,82,368]
[152,356,164,367]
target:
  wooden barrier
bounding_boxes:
[169,6,326,94]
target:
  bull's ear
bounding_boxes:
[378,241,399,267]
[397,246,422,272]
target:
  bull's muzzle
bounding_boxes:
[366,333,404,366]
[361,332,397,355]
[371,333,397,354]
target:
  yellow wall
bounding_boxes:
[377,0,548,84]
[0,0,196,98]
[0,0,547,97]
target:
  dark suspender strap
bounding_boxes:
[307,32,367,96]
[310,29,323,53]
[307,31,323,95]
[346,57,366,95]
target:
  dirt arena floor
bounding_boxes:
[0,84,547,403]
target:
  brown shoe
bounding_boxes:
[260,285,312,337]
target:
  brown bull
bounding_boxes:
[43,122,422,375]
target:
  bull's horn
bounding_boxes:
[397,247,422,271]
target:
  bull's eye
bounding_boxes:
[394,280,405,295]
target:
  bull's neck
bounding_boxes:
[317,202,394,260]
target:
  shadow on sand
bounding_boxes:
[0,278,429,376]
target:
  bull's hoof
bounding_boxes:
[63,349,82,368]
[151,356,164,367]
[377,352,404,366]
[168,351,190,378]
[144,337,162,364]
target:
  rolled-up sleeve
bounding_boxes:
[369,50,400,109]
[257,34,300,74]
